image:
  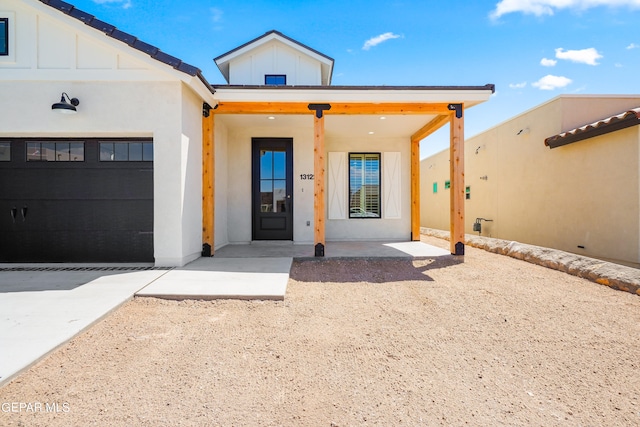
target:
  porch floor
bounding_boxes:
[136,241,451,300]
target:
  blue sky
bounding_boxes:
[68,0,640,158]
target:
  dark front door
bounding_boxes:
[252,138,293,240]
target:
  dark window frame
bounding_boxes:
[265,74,286,85]
[99,141,153,162]
[348,152,381,219]
[0,18,8,56]
[26,141,85,162]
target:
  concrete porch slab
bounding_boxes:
[135,257,293,301]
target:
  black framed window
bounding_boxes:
[26,142,84,162]
[349,153,380,218]
[265,74,286,85]
[99,141,153,161]
[0,142,10,161]
[0,18,8,56]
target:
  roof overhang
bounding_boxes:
[545,107,640,149]
[211,85,495,140]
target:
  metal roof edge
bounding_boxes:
[213,84,495,92]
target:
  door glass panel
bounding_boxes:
[0,142,9,161]
[100,143,114,161]
[260,150,273,179]
[260,180,273,212]
[274,180,286,212]
[273,151,286,179]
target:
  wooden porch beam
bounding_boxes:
[449,104,465,255]
[411,113,451,142]
[313,114,326,256]
[410,137,420,241]
[214,101,454,116]
[202,111,215,256]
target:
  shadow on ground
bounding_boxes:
[290,256,463,284]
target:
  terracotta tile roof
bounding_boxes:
[38,0,213,93]
[545,107,640,149]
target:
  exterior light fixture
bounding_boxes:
[267,116,275,120]
[52,93,79,114]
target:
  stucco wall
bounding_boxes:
[223,118,316,244]
[326,136,411,241]
[421,96,640,267]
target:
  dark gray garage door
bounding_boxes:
[0,139,154,262]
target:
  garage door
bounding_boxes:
[0,139,154,262]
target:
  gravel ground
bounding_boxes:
[1,236,639,426]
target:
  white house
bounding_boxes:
[0,0,494,266]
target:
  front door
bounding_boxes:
[252,138,293,240]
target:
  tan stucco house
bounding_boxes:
[0,0,494,266]
[421,95,640,267]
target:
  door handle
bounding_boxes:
[21,206,28,221]
[10,206,17,223]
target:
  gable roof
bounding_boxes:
[545,107,640,149]
[214,30,335,85]
[38,0,214,94]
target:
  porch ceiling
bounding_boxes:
[216,113,440,139]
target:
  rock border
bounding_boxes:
[421,227,640,296]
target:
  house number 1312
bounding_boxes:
[300,174,314,180]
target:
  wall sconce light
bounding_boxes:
[52,93,79,114]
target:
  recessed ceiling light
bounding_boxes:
[267,116,275,120]
[380,116,386,120]
[368,131,375,135]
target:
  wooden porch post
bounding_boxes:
[313,113,326,256]
[410,138,420,241]
[202,106,215,256]
[449,104,465,255]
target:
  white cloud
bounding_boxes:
[509,81,527,89]
[362,32,401,51]
[532,74,572,90]
[210,7,223,23]
[93,0,132,9]
[627,43,639,49]
[540,57,557,66]
[490,0,640,20]
[555,47,602,65]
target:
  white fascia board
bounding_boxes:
[213,88,493,106]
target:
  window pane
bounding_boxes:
[142,143,153,161]
[114,144,128,161]
[55,142,70,161]
[69,143,84,161]
[0,142,10,161]
[265,74,286,85]
[260,150,273,179]
[42,143,56,161]
[0,19,7,56]
[129,143,142,161]
[349,153,380,218]
[100,143,114,161]
[26,142,40,161]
